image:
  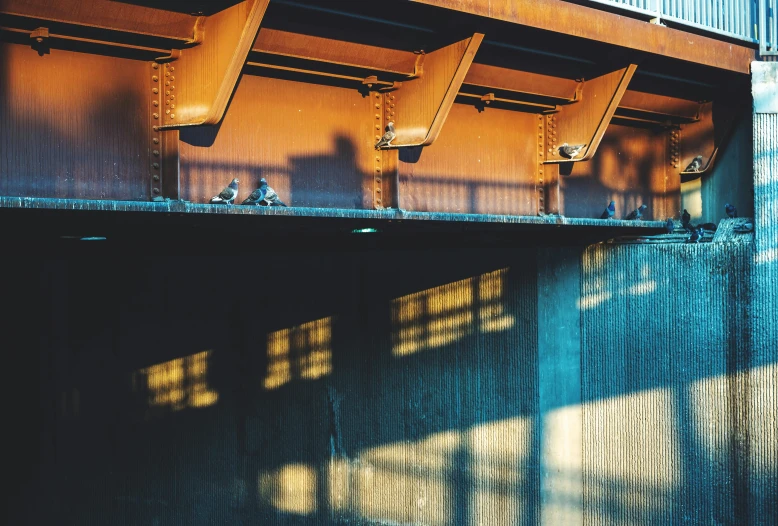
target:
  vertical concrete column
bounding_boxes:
[536,247,583,525]
[749,62,778,523]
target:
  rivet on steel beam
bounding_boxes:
[152,88,159,94]
[539,179,544,184]
[375,104,380,109]
[376,188,381,193]
[538,188,544,193]
[376,178,381,183]
[153,138,159,144]
[153,101,159,107]
[153,188,160,194]
[166,109,170,114]
[170,76,174,81]
[152,63,159,70]
[375,156,380,161]
[165,63,169,69]
[375,167,381,172]
[153,150,160,156]
[375,135,381,140]
[152,76,158,82]
[165,72,170,77]
[153,113,159,119]
[153,175,160,181]
[170,114,175,119]
[170,86,175,90]
[171,104,175,109]
[390,104,395,108]
[166,91,170,96]
[165,100,170,105]
[153,126,159,131]
[152,163,160,169]
[375,94,380,99]
[170,94,175,99]
[170,67,174,72]
[375,125,380,130]
[165,81,170,86]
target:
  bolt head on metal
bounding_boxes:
[152,162,160,169]
[152,76,158,82]
[153,113,159,119]
[153,138,159,144]
[152,187,160,194]
[153,150,160,156]
[152,88,159,94]
[152,63,159,69]
[153,175,160,181]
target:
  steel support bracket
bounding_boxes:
[678,100,742,181]
[378,33,484,149]
[154,0,269,131]
[544,64,637,165]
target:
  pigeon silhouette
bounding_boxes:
[600,200,616,219]
[734,221,754,233]
[688,227,703,243]
[625,204,648,220]
[559,143,585,159]
[241,181,267,205]
[725,203,737,218]
[210,178,239,204]
[683,155,703,172]
[374,122,396,149]
[665,218,674,234]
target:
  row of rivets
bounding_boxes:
[374,93,383,208]
[151,62,161,195]
[537,115,545,214]
[164,63,176,121]
[670,129,680,169]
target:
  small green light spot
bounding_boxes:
[80,236,107,241]
[352,228,379,234]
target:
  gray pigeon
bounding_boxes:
[688,227,703,243]
[681,209,691,229]
[625,204,648,220]
[725,203,737,218]
[259,178,287,207]
[210,178,239,204]
[559,143,585,159]
[374,122,396,149]
[600,200,616,219]
[683,155,703,172]
[665,218,674,234]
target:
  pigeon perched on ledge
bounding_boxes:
[688,227,703,243]
[244,178,287,207]
[665,218,674,233]
[625,204,648,220]
[374,122,396,150]
[600,200,615,219]
[725,203,737,218]
[210,178,239,205]
[559,143,585,159]
[683,155,703,173]
[734,221,754,233]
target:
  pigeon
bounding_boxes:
[681,209,691,226]
[625,204,648,220]
[699,222,718,232]
[559,143,585,159]
[259,178,287,207]
[725,203,737,218]
[733,221,754,233]
[665,218,674,234]
[688,227,703,243]
[241,180,266,205]
[374,122,396,150]
[600,200,616,219]
[210,178,239,204]
[683,155,704,173]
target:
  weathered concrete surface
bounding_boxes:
[750,61,778,524]
[537,248,583,525]
[582,239,754,524]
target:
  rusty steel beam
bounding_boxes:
[155,0,269,130]
[406,0,754,74]
[0,0,195,40]
[384,33,484,148]
[545,64,637,165]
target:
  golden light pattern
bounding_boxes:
[583,386,680,523]
[327,417,532,525]
[264,317,333,390]
[258,463,318,515]
[136,350,218,411]
[392,269,515,356]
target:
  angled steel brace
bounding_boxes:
[155,0,269,130]
[380,33,484,149]
[544,64,638,165]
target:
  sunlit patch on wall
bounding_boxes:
[258,463,318,516]
[135,350,218,411]
[391,269,514,357]
[264,317,333,390]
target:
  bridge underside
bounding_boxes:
[0,0,753,231]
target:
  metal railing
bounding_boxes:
[584,0,778,54]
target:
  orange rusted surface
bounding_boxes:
[408,0,754,74]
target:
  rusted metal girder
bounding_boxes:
[155,0,269,130]
[545,65,637,165]
[384,34,484,148]
[406,0,754,74]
